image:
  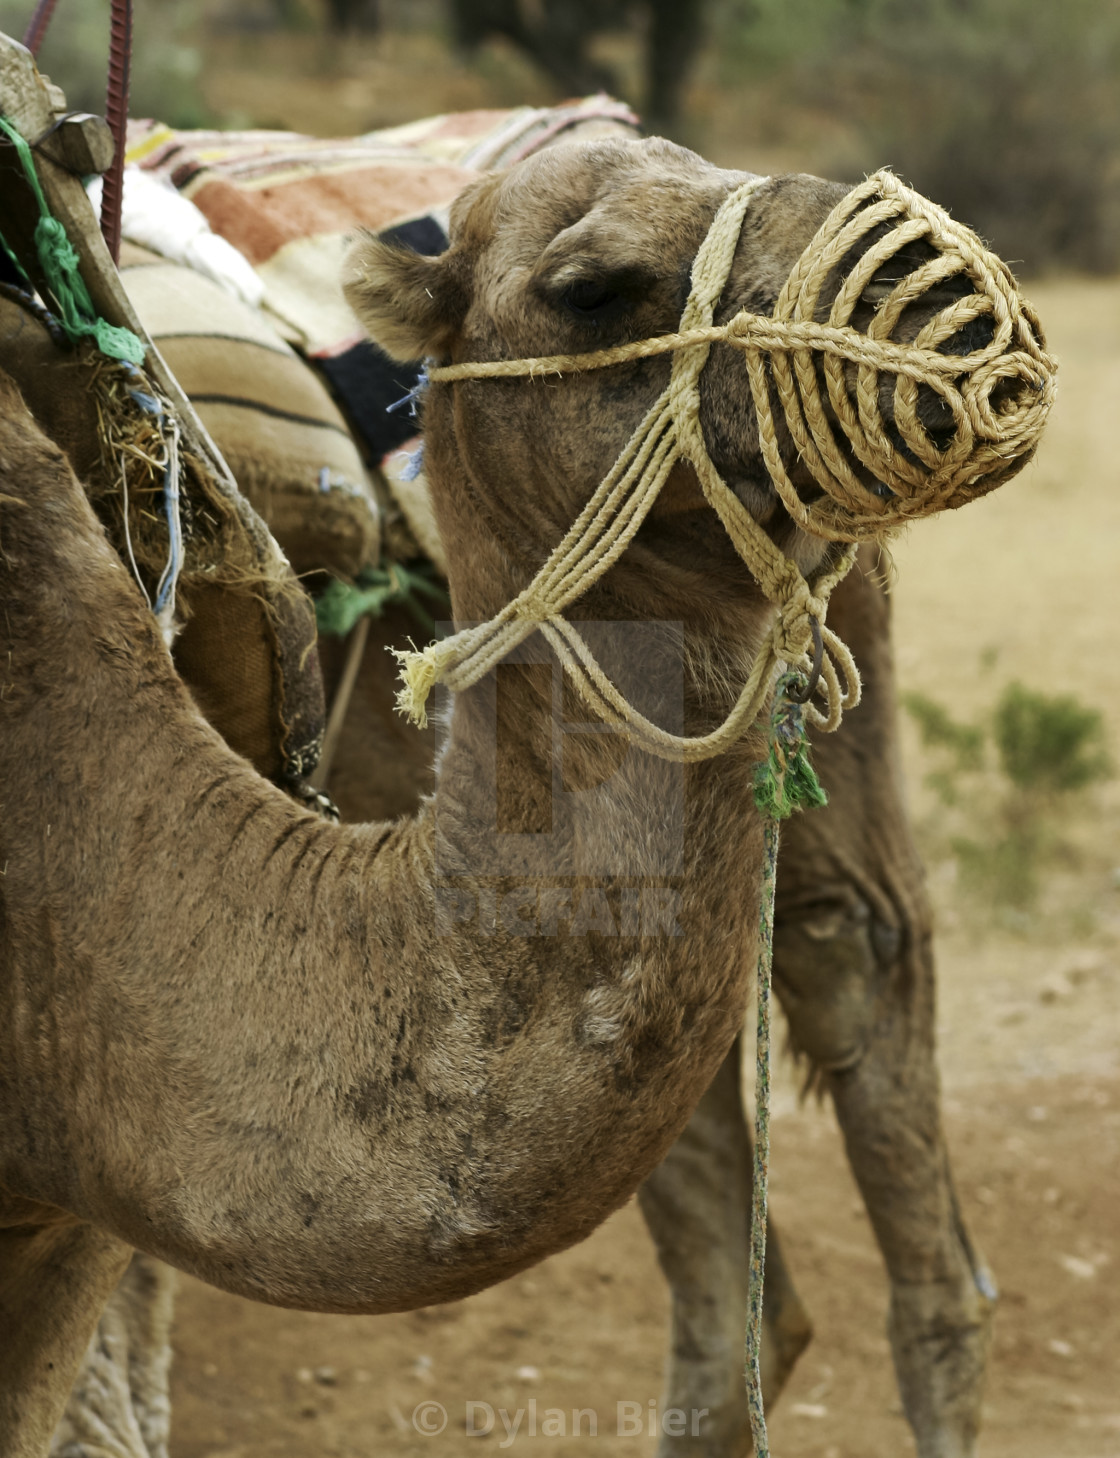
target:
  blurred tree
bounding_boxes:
[449,0,707,133]
[323,0,379,34]
[0,0,208,125]
[715,0,1120,273]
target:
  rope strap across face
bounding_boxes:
[394,168,1054,758]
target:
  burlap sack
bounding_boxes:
[118,242,381,581]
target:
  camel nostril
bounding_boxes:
[938,313,996,357]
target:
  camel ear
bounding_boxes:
[342,235,468,362]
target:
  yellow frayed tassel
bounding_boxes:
[392,642,456,728]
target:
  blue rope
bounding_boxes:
[117,365,182,619]
[386,365,430,418]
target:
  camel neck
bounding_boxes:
[0,385,769,1315]
[430,620,762,890]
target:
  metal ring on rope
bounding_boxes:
[785,616,824,705]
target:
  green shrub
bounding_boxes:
[993,681,1112,794]
[903,690,985,773]
[902,678,1113,911]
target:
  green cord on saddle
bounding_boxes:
[316,561,450,639]
[0,114,144,365]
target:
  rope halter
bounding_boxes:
[394,168,1055,760]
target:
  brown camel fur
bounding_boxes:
[1,136,1000,1458]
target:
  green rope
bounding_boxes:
[316,561,449,639]
[745,674,829,1458]
[0,114,145,364]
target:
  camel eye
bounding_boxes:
[562,279,622,317]
[547,265,655,325]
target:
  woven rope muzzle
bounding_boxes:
[395,169,1055,758]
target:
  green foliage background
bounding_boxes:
[0,0,209,125]
[713,0,1120,272]
[904,681,1113,914]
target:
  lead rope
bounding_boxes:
[746,677,828,1456]
[748,805,777,1458]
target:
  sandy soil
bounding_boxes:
[156,32,1120,1454]
[170,1074,1120,1458]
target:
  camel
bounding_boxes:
[44,516,985,1458]
[0,133,1042,1458]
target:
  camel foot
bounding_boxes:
[888,1258,996,1458]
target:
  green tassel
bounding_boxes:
[315,561,448,638]
[752,674,829,819]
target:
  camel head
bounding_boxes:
[344,136,1051,631]
[346,138,835,597]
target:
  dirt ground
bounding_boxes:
[158,31,1120,1458]
[171,1072,1120,1458]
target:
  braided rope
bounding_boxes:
[427,169,1053,539]
[743,679,830,1458]
[396,178,858,754]
[395,169,1053,756]
[748,808,779,1458]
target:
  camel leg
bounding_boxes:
[638,1040,813,1457]
[773,899,994,1458]
[0,1213,132,1458]
[117,1256,176,1458]
[772,552,995,1458]
[50,1254,177,1458]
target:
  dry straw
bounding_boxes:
[396,168,1055,756]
